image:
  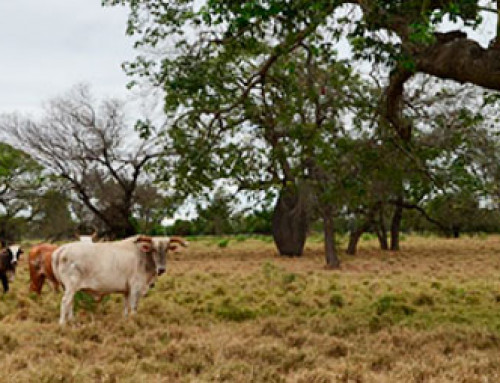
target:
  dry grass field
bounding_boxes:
[2,235,500,382]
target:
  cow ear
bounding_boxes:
[139,243,153,253]
[168,244,179,252]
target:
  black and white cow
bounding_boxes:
[0,244,23,293]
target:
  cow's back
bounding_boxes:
[52,241,140,293]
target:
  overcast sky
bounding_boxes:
[0,1,496,118]
[0,1,134,116]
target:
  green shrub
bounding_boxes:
[218,239,230,248]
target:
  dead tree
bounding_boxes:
[0,85,160,238]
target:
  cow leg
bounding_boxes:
[0,274,8,293]
[123,292,130,317]
[36,274,46,294]
[60,289,75,325]
[128,288,141,315]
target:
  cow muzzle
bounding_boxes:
[157,267,166,276]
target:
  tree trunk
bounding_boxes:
[377,207,389,250]
[346,203,381,255]
[323,207,340,268]
[272,185,309,256]
[346,228,364,256]
[390,199,403,251]
[377,227,389,250]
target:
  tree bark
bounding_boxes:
[272,185,309,256]
[346,227,364,256]
[390,198,404,251]
[377,227,389,250]
[416,32,500,92]
[323,207,340,268]
[376,207,389,250]
[346,202,381,255]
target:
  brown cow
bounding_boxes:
[29,244,60,294]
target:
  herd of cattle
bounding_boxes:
[0,235,188,325]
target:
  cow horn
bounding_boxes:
[169,236,189,247]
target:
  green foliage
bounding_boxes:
[166,205,273,236]
[29,190,75,240]
[194,189,235,235]
[166,219,195,236]
[0,142,44,240]
[217,238,230,248]
[103,0,500,247]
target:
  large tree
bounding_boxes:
[103,1,500,138]
[103,0,500,261]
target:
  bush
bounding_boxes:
[218,239,230,248]
[166,219,195,236]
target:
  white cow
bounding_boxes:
[52,235,187,325]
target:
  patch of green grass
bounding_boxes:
[361,233,377,241]
[329,293,345,309]
[214,302,257,322]
[73,291,102,313]
[218,239,230,248]
[477,232,489,240]
[373,295,416,317]
[282,273,297,285]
